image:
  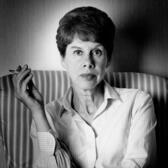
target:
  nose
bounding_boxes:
[83,55,95,69]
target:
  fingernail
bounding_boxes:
[16,65,22,71]
[28,68,31,73]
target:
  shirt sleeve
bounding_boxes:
[30,110,72,168]
[36,131,72,168]
[121,91,157,168]
[37,131,56,155]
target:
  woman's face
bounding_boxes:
[61,35,108,91]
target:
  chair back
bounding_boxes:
[0,71,167,168]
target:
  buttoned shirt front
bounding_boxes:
[31,81,157,168]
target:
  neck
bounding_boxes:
[72,81,104,114]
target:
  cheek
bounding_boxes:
[64,60,80,78]
[68,60,79,71]
[63,56,75,70]
[97,59,107,72]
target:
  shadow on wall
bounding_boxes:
[110,0,168,77]
[112,17,150,72]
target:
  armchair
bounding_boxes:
[0,70,167,168]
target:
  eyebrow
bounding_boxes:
[70,44,102,49]
[70,46,82,49]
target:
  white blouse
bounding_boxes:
[31,82,157,168]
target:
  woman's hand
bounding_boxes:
[11,64,44,115]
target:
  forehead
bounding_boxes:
[67,35,103,49]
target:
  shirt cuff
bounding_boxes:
[37,131,56,155]
[121,159,144,168]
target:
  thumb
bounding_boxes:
[29,80,43,102]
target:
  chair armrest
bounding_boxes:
[0,134,7,168]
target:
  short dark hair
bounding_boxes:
[56,6,115,61]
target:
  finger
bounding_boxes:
[27,77,34,90]
[16,65,22,72]
[18,68,31,81]
[26,78,43,101]
[21,72,33,94]
[16,69,31,90]
[9,65,22,74]
[12,65,31,96]
[22,74,43,107]
[12,72,21,89]
[28,79,39,94]
[11,64,28,75]
[33,88,43,103]
[31,83,43,105]
[17,64,28,78]
[12,73,18,88]
[12,72,24,99]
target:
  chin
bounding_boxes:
[71,75,103,90]
[78,80,98,90]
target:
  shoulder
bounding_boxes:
[118,87,155,118]
[114,87,152,102]
[105,81,152,104]
[113,87,154,115]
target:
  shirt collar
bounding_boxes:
[58,87,75,117]
[59,80,122,117]
[104,80,122,101]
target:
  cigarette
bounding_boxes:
[8,69,22,74]
[9,69,16,72]
[9,65,22,73]
[9,69,19,73]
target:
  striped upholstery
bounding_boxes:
[0,71,167,168]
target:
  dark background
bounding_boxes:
[0,0,168,77]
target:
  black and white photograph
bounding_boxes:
[0,0,168,168]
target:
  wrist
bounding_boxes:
[31,108,45,119]
[32,109,50,132]
[30,104,45,116]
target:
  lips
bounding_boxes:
[80,73,96,81]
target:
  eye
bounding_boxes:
[92,49,103,57]
[73,50,83,56]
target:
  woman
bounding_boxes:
[12,6,156,168]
